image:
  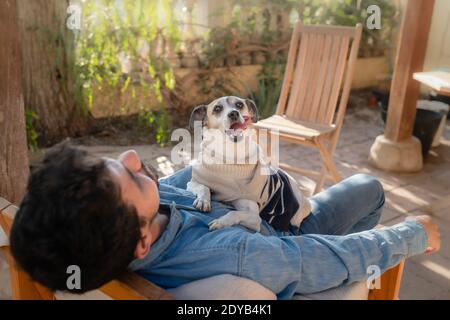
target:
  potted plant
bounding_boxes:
[375,92,443,157]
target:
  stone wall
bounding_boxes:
[90,58,387,119]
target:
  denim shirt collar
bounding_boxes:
[128,201,184,271]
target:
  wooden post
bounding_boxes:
[369,0,435,172]
[385,0,435,141]
[0,0,30,204]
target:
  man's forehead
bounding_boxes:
[103,157,119,170]
[103,158,127,182]
[103,158,139,198]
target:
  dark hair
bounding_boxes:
[10,142,141,293]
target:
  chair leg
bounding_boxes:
[256,132,341,194]
[256,128,272,162]
[315,139,342,183]
[313,167,327,194]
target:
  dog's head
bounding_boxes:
[190,96,259,142]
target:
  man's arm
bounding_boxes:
[159,166,192,189]
[240,218,431,298]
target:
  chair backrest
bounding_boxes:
[0,197,172,300]
[277,22,362,127]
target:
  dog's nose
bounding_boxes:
[228,110,239,121]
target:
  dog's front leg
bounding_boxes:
[209,199,261,232]
[187,179,211,212]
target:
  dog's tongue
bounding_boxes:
[230,117,250,130]
[230,122,247,130]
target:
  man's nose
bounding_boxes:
[119,150,141,172]
[228,110,240,121]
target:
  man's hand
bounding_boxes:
[406,215,441,254]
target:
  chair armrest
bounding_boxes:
[0,198,14,239]
[100,271,173,300]
[368,260,405,300]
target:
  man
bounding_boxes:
[10,143,440,299]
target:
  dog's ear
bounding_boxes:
[245,99,259,123]
[189,105,208,129]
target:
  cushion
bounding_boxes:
[55,275,368,300]
[168,275,369,300]
[168,275,277,300]
[293,281,369,300]
[55,290,112,300]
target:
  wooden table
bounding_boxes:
[413,71,450,97]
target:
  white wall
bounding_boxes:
[418,0,450,94]
[424,0,450,71]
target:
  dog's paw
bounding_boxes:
[193,198,211,212]
[208,218,230,231]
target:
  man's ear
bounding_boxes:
[245,99,259,123]
[134,232,152,259]
[189,105,208,130]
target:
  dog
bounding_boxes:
[187,96,311,232]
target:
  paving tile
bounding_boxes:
[400,262,450,299]
[379,207,403,224]
[431,289,450,300]
[407,174,450,200]
[385,185,442,214]
[429,198,450,223]
[400,255,450,299]
[381,215,408,227]
[407,254,450,285]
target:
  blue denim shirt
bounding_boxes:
[129,168,428,299]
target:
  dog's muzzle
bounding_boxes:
[225,115,250,143]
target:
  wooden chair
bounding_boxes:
[252,22,363,194]
[0,197,403,300]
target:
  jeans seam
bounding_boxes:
[237,238,245,277]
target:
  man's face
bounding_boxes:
[104,150,160,258]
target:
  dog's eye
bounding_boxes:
[235,102,244,109]
[213,105,223,113]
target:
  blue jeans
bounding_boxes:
[130,167,428,299]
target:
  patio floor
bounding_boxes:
[1,102,449,299]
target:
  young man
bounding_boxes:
[10,143,440,299]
